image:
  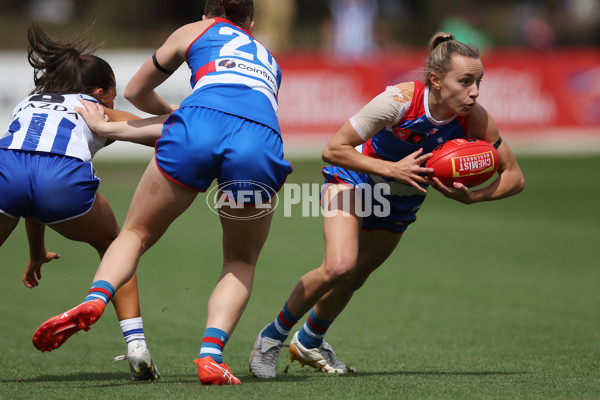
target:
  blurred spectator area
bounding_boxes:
[0,0,598,157]
[0,0,598,49]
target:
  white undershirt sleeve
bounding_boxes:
[349,85,411,141]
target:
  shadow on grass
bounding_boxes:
[2,373,210,384]
[237,369,529,384]
[1,372,311,385]
[1,369,528,386]
[352,370,529,377]
[2,372,139,384]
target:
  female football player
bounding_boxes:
[248,31,525,378]
[33,0,291,385]
[0,23,161,381]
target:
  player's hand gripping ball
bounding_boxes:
[425,138,499,187]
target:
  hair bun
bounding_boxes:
[220,0,241,12]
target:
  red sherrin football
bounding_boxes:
[426,138,500,187]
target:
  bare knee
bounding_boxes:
[93,230,119,257]
[320,256,357,286]
[95,227,151,260]
[120,227,155,253]
[0,217,19,247]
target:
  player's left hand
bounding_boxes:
[76,99,109,134]
[23,252,60,288]
[429,177,476,204]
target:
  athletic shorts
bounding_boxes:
[322,165,427,233]
[155,106,292,205]
[0,149,99,224]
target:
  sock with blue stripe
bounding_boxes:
[120,317,147,348]
[261,302,301,342]
[199,327,229,363]
[84,280,115,304]
[297,309,333,349]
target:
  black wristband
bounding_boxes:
[493,136,503,149]
[152,51,175,75]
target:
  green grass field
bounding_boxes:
[1,155,599,399]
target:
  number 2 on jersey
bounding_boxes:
[218,27,278,76]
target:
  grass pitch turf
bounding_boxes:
[1,155,599,399]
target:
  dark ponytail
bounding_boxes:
[204,0,254,27]
[27,23,115,96]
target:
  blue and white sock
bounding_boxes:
[120,317,147,348]
[199,327,229,363]
[84,280,115,304]
[262,302,301,342]
[297,309,333,349]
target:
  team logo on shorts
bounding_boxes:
[218,59,237,68]
[206,180,278,220]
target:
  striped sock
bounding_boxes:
[120,317,147,347]
[199,327,229,363]
[83,280,115,304]
[262,302,301,342]
[297,309,333,349]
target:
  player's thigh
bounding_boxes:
[122,158,198,248]
[219,207,273,266]
[321,184,362,271]
[49,192,119,254]
[0,213,19,247]
[351,229,402,284]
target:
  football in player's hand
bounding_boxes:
[426,138,500,187]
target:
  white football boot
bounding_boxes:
[288,331,356,374]
[249,325,284,379]
[114,340,161,381]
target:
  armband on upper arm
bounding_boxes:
[152,52,175,75]
[493,136,503,149]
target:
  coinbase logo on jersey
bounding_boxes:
[218,59,237,68]
[206,180,278,220]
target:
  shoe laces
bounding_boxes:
[261,338,284,364]
[319,342,355,372]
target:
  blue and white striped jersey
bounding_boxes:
[0,93,107,161]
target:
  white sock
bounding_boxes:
[119,317,147,348]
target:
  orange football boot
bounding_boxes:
[32,299,106,352]
[194,356,241,385]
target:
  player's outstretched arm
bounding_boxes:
[76,99,167,147]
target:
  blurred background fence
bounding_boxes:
[1,0,599,158]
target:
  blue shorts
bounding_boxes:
[0,149,99,224]
[155,107,292,204]
[322,165,427,233]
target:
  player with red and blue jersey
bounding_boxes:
[249,32,525,378]
[155,14,289,199]
[0,24,161,381]
[33,0,291,386]
[322,79,473,232]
